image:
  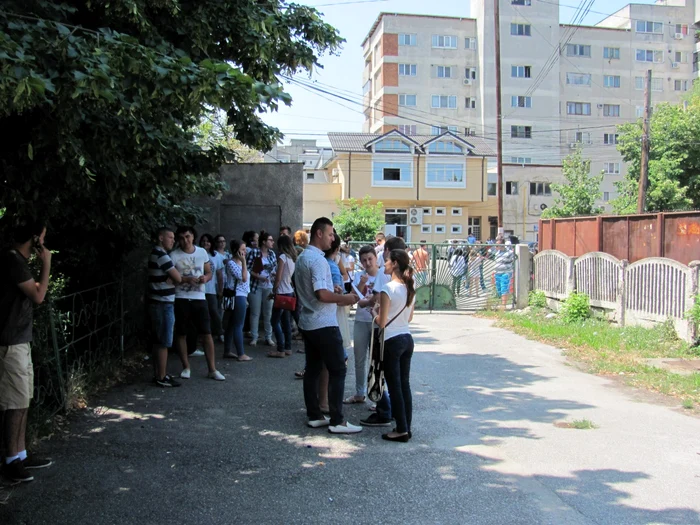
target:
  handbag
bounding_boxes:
[366,305,408,403]
[273,294,296,311]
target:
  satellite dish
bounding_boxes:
[540,203,548,211]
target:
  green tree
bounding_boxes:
[0,1,342,283]
[541,147,603,219]
[333,197,385,242]
[194,110,263,163]
[613,83,700,213]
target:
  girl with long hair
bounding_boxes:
[374,249,416,443]
[247,230,277,346]
[222,240,252,361]
[269,235,297,358]
[199,233,224,342]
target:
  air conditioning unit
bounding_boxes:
[597,104,603,108]
[463,79,472,85]
[569,142,578,148]
[671,62,680,69]
[409,207,423,226]
[674,32,684,39]
[530,202,549,215]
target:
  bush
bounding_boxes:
[529,290,547,308]
[561,292,591,323]
[685,295,700,330]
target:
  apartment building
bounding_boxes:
[264,139,334,183]
[362,0,699,241]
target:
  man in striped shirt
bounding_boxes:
[149,228,183,387]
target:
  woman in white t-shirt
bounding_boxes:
[269,235,297,358]
[375,248,416,443]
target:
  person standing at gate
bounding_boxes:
[171,226,225,381]
[493,236,515,310]
[0,219,53,483]
[412,242,429,287]
[295,217,361,434]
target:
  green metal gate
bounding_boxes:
[348,242,517,311]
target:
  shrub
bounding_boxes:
[529,290,547,308]
[561,292,591,323]
[685,295,700,331]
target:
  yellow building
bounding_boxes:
[303,130,498,243]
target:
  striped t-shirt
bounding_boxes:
[148,246,175,302]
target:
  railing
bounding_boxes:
[574,252,622,309]
[533,250,571,300]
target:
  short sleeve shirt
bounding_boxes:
[204,252,224,295]
[0,250,34,345]
[170,246,209,300]
[382,281,414,341]
[148,246,176,303]
[294,245,338,331]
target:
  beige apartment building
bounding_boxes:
[361,0,700,241]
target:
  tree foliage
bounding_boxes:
[541,147,603,219]
[194,110,263,163]
[612,83,700,213]
[0,0,342,282]
[333,196,385,242]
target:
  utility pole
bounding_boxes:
[637,69,652,214]
[494,0,504,236]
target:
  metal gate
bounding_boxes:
[348,242,517,311]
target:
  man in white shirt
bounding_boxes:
[170,226,225,381]
[295,217,361,434]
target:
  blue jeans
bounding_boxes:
[149,302,174,348]
[271,293,294,351]
[383,334,414,433]
[224,296,248,357]
[249,288,274,341]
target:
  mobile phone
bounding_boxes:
[32,235,43,254]
[344,282,352,294]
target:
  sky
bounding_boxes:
[262,0,660,146]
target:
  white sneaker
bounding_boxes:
[249,339,258,347]
[218,335,225,343]
[307,416,331,428]
[328,422,363,434]
[190,349,205,357]
[180,368,191,379]
[265,339,275,347]
[208,370,225,381]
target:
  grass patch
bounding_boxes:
[556,419,598,430]
[682,399,694,410]
[480,309,700,405]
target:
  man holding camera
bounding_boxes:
[0,220,53,483]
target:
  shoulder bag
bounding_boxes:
[366,304,408,403]
[273,257,296,311]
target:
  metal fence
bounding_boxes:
[348,242,518,311]
[31,279,143,415]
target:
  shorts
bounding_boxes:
[0,343,34,410]
[495,273,512,297]
[174,299,211,336]
[149,302,175,348]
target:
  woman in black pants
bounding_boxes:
[374,249,416,442]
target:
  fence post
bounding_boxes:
[618,259,628,327]
[429,244,437,311]
[565,255,576,295]
[687,261,700,342]
[48,299,67,411]
[515,244,530,309]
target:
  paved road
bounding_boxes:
[2,313,700,524]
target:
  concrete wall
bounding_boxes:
[193,162,303,243]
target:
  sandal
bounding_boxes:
[343,395,366,404]
[237,355,253,362]
[294,369,305,379]
[267,351,286,358]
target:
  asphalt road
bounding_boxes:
[2,313,700,524]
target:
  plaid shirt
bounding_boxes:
[246,248,277,294]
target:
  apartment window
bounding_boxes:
[694,52,699,73]
[635,49,663,63]
[675,80,689,92]
[451,207,463,216]
[603,47,620,59]
[603,192,610,202]
[398,34,417,46]
[674,51,689,64]
[511,157,532,164]
[451,224,463,234]
[637,77,663,91]
[510,23,531,36]
[511,125,532,138]
[566,44,591,57]
[567,102,591,116]
[603,162,620,174]
[306,173,315,181]
[511,0,531,4]
[636,20,663,34]
[604,75,621,88]
[436,66,455,78]
[447,125,458,132]
[465,97,477,109]
[435,225,446,234]
[423,207,432,216]
[398,64,417,76]
[432,35,457,49]
[435,207,446,216]
[431,95,457,109]
[465,67,477,80]
[468,217,481,240]
[529,182,551,196]
[505,181,519,195]
[511,96,532,108]
[487,173,497,196]
[636,106,644,118]
[566,72,591,86]
[511,65,531,78]
[603,104,620,117]
[398,94,417,107]
[675,24,689,36]
[421,225,432,234]
[572,131,591,144]
[603,133,619,145]
[372,161,412,186]
[431,125,457,135]
[398,124,417,135]
[464,127,475,136]
[426,163,465,188]
[465,37,477,50]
